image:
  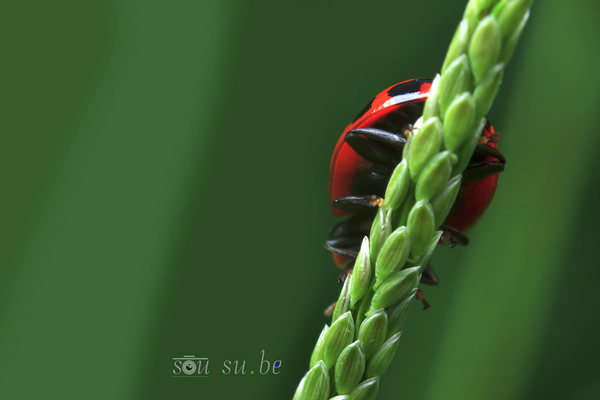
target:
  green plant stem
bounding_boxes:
[293,1,533,399]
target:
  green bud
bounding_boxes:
[422,75,440,121]
[332,273,352,322]
[473,64,504,120]
[492,0,509,19]
[323,312,355,370]
[387,291,416,337]
[453,118,487,175]
[499,10,530,64]
[374,227,410,289]
[350,237,372,308]
[413,231,443,268]
[358,309,388,359]
[293,360,330,400]
[407,200,435,256]
[349,377,379,400]
[383,160,410,211]
[310,324,329,368]
[369,208,391,264]
[365,333,402,379]
[442,92,476,152]
[474,0,496,11]
[355,283,375,331]
[408,117,443,179]
[394,194,415,228]
[438,54,472,116]
[415,151,456,202]
[334,341,366,395]
[441,19,470,73]
[497,0,531,43]
[469,15,502,83]
[431,175,462,227]
[463,2,480,36]
[369,267,420,312]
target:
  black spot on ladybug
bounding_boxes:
[387,79,432,97]
[352,98,374,123]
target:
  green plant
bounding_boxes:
[293,0,533,399]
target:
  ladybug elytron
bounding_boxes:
[326,79,505,286]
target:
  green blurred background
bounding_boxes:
[2,1,599,399]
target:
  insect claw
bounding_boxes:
[439,225,470,247]
[416,289,431,310]
[337,267,352,285]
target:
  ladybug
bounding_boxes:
[326,78,505,287]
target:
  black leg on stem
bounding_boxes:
[475,143,506,164]
[324,241,359,259]
[347,128,406,148]
[463,162,505,182]
[345,131,401,168]
[332,195,383,215]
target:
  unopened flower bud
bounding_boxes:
[335,341,366,395]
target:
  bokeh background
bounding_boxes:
[2,1,599,399]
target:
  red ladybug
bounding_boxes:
[326,79,505,285]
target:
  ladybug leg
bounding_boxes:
[332,195,383,215]
[327,221,441,286]
[463,145,506,182]
[327,240,440,284]
[348,128,406,148]
[352,163,392,198]
[463,161,505,182]
[325,236,362,252]
[345,130,402,168]
[329,215,372,238]
[337,266,353,285]
[439,225,470,247]
[416,289,431,310]
[324,241,359,259]
[475,143,506,164]
[326,216,370,259]
[327,243,439,286]
[324,236,359,285]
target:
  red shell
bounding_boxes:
[329,79,499,233]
